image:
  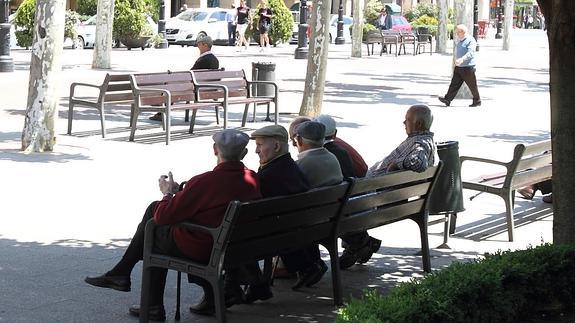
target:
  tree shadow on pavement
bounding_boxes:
[469,131,550,144]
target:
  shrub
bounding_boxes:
[114,0,148,39]
[337,244,575,323]
[405,3,438,22]
[14,0,79,48]
[247,0,294,45]
[76,0,97,16]
[363,0,384,26]
[362,23,376,41]
[143,0,160,22]
[410,15,438,36]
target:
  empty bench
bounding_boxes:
[138,164,442,322]
[129,71,226,145]
[68,73,133,138]
[460,140,552,241]
[191,69,279,127]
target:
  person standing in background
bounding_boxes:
[236,0,251,51]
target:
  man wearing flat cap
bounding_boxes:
[85,129,260,320]
[191,35,219,70]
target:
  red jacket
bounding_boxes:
[154,161,261,263]
[334,137,368,178]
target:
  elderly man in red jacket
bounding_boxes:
[85,129,261,321]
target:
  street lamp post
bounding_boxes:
[294,0,308,59]
[495,0,503,39]
[0,0,14,72]
[473,0,479,51]
[157,0,169,48]
[334,0,345,44]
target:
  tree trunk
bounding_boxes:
[536,0,575,245]
[92,0,115,69]
[453,0,473,100]
[502,0,514,50]
[21,0,65,152]
[437,0,448,53]
[350,0,363,58]
[299,0,332,117]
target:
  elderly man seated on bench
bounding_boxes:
[84,129,261,320]
[339,104,438,269]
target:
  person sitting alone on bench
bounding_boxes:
[84,129,260,320]
[149,36,219,121]
[339,104,438,269]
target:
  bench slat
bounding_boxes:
[340,199,425,233]
[105,83,133,92]
[522,140,551,156]
[344,182,430,214]
[349,167,436,195]
[516,153,552,172]
[193,70,245,82]
[511,166,552,189]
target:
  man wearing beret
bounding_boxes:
[85,129,261,320]
[290,120,343,288]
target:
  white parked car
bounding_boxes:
[77,14,158,49]
[165,8,231,46]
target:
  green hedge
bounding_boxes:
[337,244,575,323]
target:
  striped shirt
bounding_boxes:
[366,131,437,178]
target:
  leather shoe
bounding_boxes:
[517,185,536,200]
[357,237,382,264]
[469,101,482,107]
[149,112,163,121]
[542,194,553,203]
[339,248,360,270]
[438,97,450,107]
[305,260,328,287]
[189,285,244,316]
[128,304,166,321]
[189,294,216,316]
[292,261,327,290]
[245,283,273,304]
[85,273,131,292]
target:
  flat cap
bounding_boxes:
[295,121,326,142]
[212,129,250,157]
[250,125,289,142]
[197,35,213,46]
[314,114,337,137]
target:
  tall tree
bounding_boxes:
[92,0,115,69]
[437,0,448,53]
[350,0,363,58]
[299,0,332,117]
[536,0,575,245]
[21,0,65,152]
[503,0,514,50]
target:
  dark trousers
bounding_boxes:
[110,201,184,306]
[280,244,321,272]
[444,66,481,103]
[228,22,237,46]
[341,231,370,250]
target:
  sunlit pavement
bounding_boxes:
[0,28,552,322]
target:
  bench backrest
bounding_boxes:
[211,182,350,268]
[339,165,441,235]
[191,69,249,100]
[506,140,552,188]
[382,30,400,43]
[365,30,382,43]
[101,73,133,103]
[129,71,196,105]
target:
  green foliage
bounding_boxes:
[410,15,438,36]
[405,3,438,22]
[363,0,384,26]
[337,244,575,323]
[247,0,293,45]
[13,0,35,48]
[76,0,97,16]
[362,23,376,41]
[65,10,80,40]
[114,0,148,39]
[143,0,160,22]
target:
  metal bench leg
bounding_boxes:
[129,107,139,142]
[241,103,250,127]
[327,237,343,306]
[175,272,181,321]
[185,109,189,122]
[213,278,227,323]
[188,109,198,134]
[165,109,171,145]
[99,104,107,138]
[214,106,220,125]
[504,192,515,241]
[139,265,152,322]
[67,102,74,135]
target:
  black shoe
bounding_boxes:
[305,260,328,287]
[438,96,451,107]
[357,237,382,264]
[469,101,482,107]
[189,286,244,316]
[149,112,163,121]
[128,304,166,321]
[85,273,131,292]
[339,248,360,270]
[245,283,273,304]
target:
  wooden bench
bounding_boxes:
[460,140,552,241]
[129,71,226,145]
[399,30,417,55]
[67,73,133,138]
[363,29,383,56]
[191,69,279,127]
[138,164,442,322]
[416,32,433,55]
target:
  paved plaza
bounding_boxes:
[0,28,553,322]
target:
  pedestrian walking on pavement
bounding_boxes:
[226,5,237,46]
[438,24,481,107]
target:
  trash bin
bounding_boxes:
[251,62,276,97]
[428,141,465,247]
[251,62,276,121]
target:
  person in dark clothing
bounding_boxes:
[250,125,327,292]
[150,36,219,121]
[257,0,273,51]
[314,115,354,179]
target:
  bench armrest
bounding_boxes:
[460,155,509,167]
[246,80,278,97]
[69,82,104,99]
[134,88,171,105]
[143,219,220,253]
